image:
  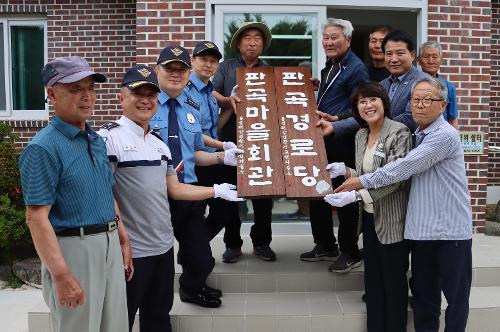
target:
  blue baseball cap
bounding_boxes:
[157,46,191,68]
[121,64,160,92]
[193,41,222,60]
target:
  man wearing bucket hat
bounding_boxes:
[19,56,131,332]
[212,22,277,263]
[99,64,242,331]
[151,45,243,308]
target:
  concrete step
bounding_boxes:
[27,226,500,331]
[162,288,500,332]
[29,287,500,332]
[174,228,500,292]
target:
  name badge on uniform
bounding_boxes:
[186,112,196,124]
[124,145,138,152]
[374,143,385,158]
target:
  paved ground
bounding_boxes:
[2,221,499,332]
[0,282,42,332]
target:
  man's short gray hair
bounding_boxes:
[419,41,443,58]
[411,76,448,101]
[322,18,353,39]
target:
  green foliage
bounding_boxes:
[0,123,31,263]
[4,273,23,289]
[0,122,22,207]
[0,194,29,252]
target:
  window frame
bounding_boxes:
[210,5,327,79]
[0,17,48,120]
[205,1,428,79]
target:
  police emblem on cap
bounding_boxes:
[186,113,196,124]
[137,68,151,78]
[205,42,215,48]
[171,48,183,57]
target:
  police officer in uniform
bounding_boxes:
[185,41,241,246]
[151,46,242,308]
[99,64,242,330]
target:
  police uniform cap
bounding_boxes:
[121,64,160,92]
[192,41,222,60]
[157,46,191,68]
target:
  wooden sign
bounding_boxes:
[236,66,332,198]
[273,67,332,198]
[235,67,286,197]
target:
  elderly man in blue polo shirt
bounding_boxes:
[332,76,473,332]
[19,56,131,332]
[301,18,369,273]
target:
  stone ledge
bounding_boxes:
[485,220,500,236]
[12,258,41,289]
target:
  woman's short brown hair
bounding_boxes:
[350,81,392,128]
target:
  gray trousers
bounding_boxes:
[42,230,128,332]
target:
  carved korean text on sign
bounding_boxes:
[236,67,286,197]
[273,67,332,198]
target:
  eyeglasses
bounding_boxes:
[357,97,380,107]
[411,97,443,107]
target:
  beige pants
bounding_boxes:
[42,230,128,332]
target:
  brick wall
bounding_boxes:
[428,0,491,225]
[491,1,500,185]
[136,0,205,66]
[1,0,136,147]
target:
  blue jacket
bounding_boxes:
[317,49,369,137]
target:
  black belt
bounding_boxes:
[56,217,119,237]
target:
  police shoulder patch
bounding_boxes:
[185,98,200,111]
[101,122,120,130]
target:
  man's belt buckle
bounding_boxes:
[107,219,118,232]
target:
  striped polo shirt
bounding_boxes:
[19,116,116,232]
[360,116,472,240]
[98,116,176,258]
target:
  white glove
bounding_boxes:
[324,191,357,207]
[326,162,346,179]
[230,85,239,97]
[213,183,245,202]
[222,141,237,150]
[223,147,244,166]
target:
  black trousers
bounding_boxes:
[199,164,273,248]
[362,212,409,332]
[169,197,215,292]
[308,176,360,257]
[410,239,472,332]
[126,249,174,332]
[309,136,360,257]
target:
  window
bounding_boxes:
[0,18,47,119]
[212,6,326,78]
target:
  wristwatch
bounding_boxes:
[355,191,363,202]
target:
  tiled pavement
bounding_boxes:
[28,223,500,332]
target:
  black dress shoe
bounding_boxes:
[202,285,222,299]
[179,286,222,308]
